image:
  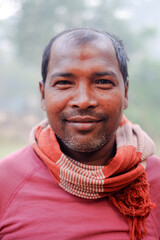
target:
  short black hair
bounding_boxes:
[41,27,129,85]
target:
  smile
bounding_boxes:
[66,116,104,131]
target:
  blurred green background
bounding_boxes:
[0,0,160,158]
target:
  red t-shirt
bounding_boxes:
[0,146,160,239]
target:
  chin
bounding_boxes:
[62,135,109,153]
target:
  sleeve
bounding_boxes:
[0,146,40,221]
[146,155,160,237]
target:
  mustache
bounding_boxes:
[60,109,109,121]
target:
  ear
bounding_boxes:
[39,81,46,111]
[124,79,129,110]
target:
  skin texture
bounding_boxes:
[40,32,128,165]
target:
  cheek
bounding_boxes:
[109,93,124,125]
[100,91,124,112]
[45,92,69,115]
[44,92,72,135]
[100,92,125,129]
[44,95,64,134]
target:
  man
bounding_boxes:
[0,28,160,240]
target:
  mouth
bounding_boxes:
[65,116,104,131]
[67,116,102,122]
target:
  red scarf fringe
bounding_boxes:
[109,173,155,239]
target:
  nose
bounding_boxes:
[69,82,98,109]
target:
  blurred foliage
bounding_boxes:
[11,0,146,64]
[4,0,157,56]
[0,0,160,157]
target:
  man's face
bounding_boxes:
[40,34,128,153]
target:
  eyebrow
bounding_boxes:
[51,72,74,79]
[50,71,117,79]
[93,71,117,78]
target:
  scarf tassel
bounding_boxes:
[31,117,156,240]
[109,173,155,240]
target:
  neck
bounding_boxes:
[58,135,116,166]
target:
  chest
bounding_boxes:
[0,177,158,240]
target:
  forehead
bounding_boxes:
[46,32,123,85]
[50,31,117,62]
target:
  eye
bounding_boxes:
[95,79,112,84]
[53,80,74,89]
[56,80,72,85]
[95,79,114,88]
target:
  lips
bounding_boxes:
[67,116,101,123]
[66,116,104,131]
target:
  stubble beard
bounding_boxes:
[51,110,113,153]
[56,128,111,153]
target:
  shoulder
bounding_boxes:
[146,154,160,203]
[0,145,42,179]
[146,154,160,183]
[146,155,160,235]
[0,145,43,218]
[146,155,160,194]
